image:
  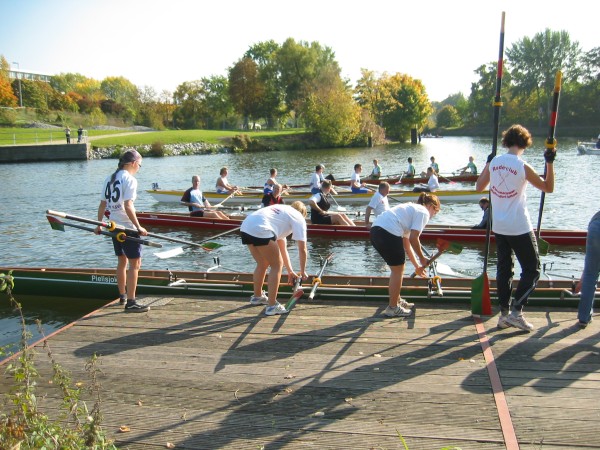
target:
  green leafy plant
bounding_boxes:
[0,271,117,449]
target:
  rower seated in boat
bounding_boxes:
[264,168,288,194]
[459,156,478,175]
[182,175,228,219]
[350,163,369,193]
[413,167,439,192]
[262,183,285,208]
[216,167,239,194]
[309,180,355,226]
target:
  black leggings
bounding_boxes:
[495,231,540,311]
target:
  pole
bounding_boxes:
[12,62,23,107]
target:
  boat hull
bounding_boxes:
[136,212,587,246]
[577,142,600,155]
[2,267,591,307]
[146,189,486,205]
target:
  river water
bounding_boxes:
[0,136,593,350]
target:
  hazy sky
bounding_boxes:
[1,0,596,101]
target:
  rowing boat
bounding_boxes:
[145,188,486,205]
[3,266,588,307]
[136,212,587,246]
[327,173,478,186]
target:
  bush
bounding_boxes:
[0,108,17,126]
[150,141,166,157]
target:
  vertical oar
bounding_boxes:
[471,11,505,316]
[535,71,562,256]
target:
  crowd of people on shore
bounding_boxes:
[94,124,597,332]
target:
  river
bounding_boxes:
[0,136,593,350]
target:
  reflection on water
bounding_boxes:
[0,137,591,345]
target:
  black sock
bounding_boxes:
[126,299,136,305]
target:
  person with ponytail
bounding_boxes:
[370,193,441,317]
[95,150,149,312]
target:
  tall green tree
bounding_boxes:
[228,57,265,129]
[507,29,580,117]
[200,75,234,129]
[173,80,206,129]
[50,73,89,94]
[276,38,340,120]
[303,67,361,147]
[0,55,18,107]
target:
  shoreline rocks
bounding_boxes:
[89,141,232,159]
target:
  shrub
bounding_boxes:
[150,141,166,157]
[0,108,17,126]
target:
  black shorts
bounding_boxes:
[370,226,405,266]
[241,231,276,246]
[190,210,204,217]
[112,235,142,259]
[311,212,332,225]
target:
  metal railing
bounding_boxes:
[0,130,88,146]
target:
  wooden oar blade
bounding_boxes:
[471,272,492,316]
[47,215,65,232]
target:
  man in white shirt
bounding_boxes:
[365,182,390,228]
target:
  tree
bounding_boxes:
[0,55,17,107]
[303,68,361,147]
[245,40,285,128]
[507,29,580,119]
[200,75,234,129]
[276,38,340,120]
[436,105,461,128]
[173,80,206,129]
[228,57,265,129]
[50,73,89,95]
[100,76,138,121]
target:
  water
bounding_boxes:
[0,136,592,348]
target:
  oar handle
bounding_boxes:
[410,248,444,278]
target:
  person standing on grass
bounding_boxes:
[370,193,441,317]
[241,201,308,316]
[476,124,555,332]
[95,150,149,312]
[65,126,71,144]
[575,210,600,328]
[365,182,390,228]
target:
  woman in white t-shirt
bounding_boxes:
[476,124,555,332]
[370,193,441,317]
[240,201,308,316]
[95,150,148,313]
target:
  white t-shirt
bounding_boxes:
[309,172,323,191]
[372,203,430,237]
[351,172,361,186]
[241,205,307,241]
[101,170,137,227]
[367,191,390,217]
[428,174,440,191]
[489,153,532,235]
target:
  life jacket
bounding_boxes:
[310,191,331,221]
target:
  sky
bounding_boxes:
[1,0,596,102]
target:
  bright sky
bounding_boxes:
[1,0,596,102]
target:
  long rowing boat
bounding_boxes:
[146,188,486,205]
[137,211,587,246]
[327,173,478,186]
[3,267,589,307]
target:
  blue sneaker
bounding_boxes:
[265,302,288,316]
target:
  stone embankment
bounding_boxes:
[90,142,231,159]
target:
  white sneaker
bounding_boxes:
[505,313,534,332]
[398,298,415,308]
[383,305,412,317]
[497,314,512,329]
[265,302,288,316]
[250,291,268,306]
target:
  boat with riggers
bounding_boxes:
[577,142,600,155]
[136,211,587,246]
[326,173,478,186]
[2,267,588,307]
[145,188,486,205]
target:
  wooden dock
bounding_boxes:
[2,295,599,449]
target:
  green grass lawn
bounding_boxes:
[90,129,307,147]
[0,127,130,145]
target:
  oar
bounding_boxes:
[283,278,305,312]
[437,174,456,185]
[307,253,334,300]
[411,239,462,277]
[46,215,162,248]
[154,226,241,259]
[210,191,239,208]
[46,209,229,252]
[472,11,505,317]
[535,71,562,257]
[328,193,347,212]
